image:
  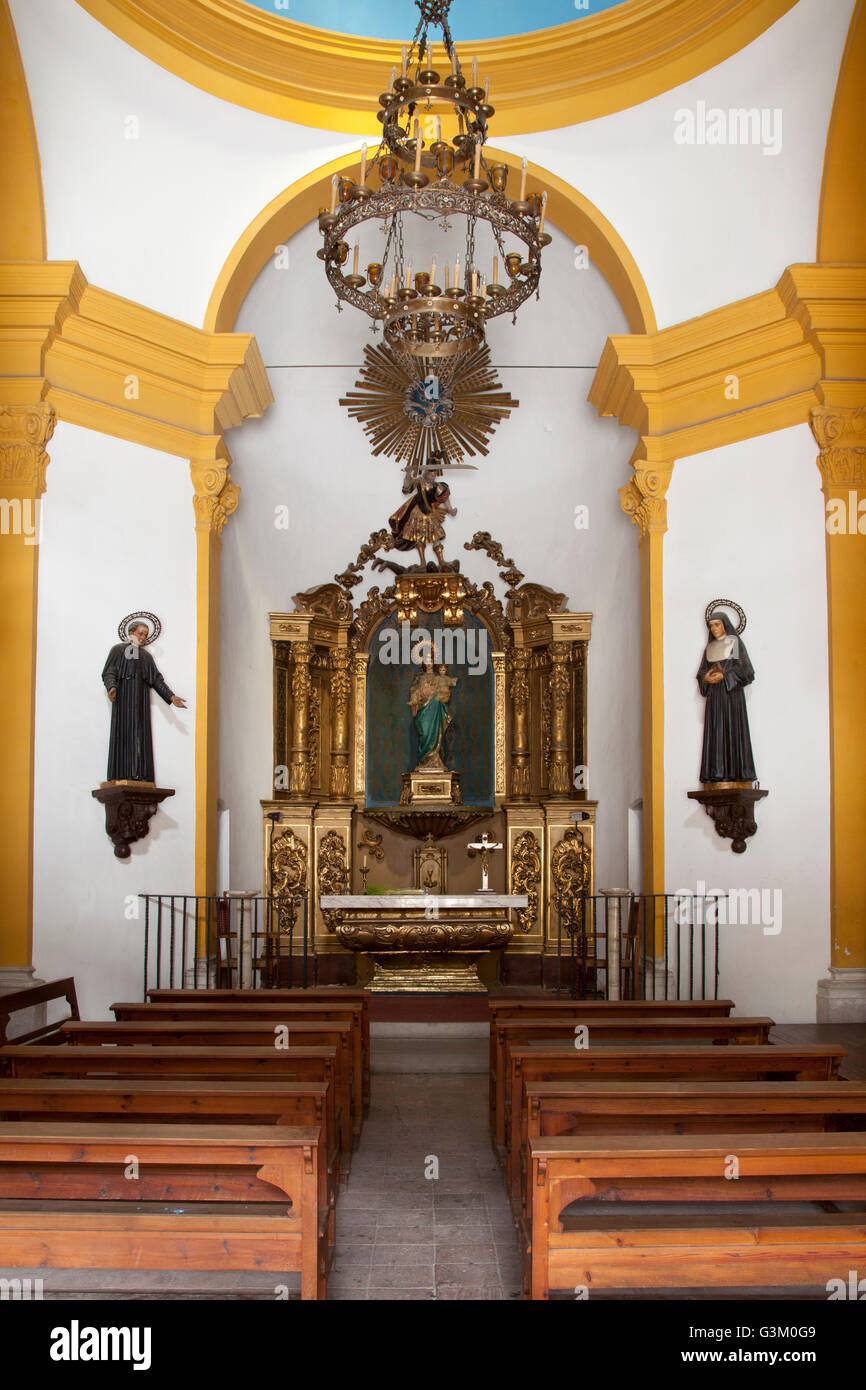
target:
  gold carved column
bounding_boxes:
[547,641,573,797]
[508,648,530,800]
[811,404,866,1013]
[0,402,54,978]
[191,449,239,896]
[329,646,351,800]
[289,640,314,800]
[352,651,369,800]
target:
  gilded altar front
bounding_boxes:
[261,531,596,989]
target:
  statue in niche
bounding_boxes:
[101,613,187,783]
[697,606,756,784]
[408,659,457,772]
[385,455,457,571]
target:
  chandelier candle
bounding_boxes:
[360,143,368,187]
[520,157,528,201]
[538,193,547,238]
[401,45,407,78]
[330,175,338,214]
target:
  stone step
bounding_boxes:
[371,1023,487,1074]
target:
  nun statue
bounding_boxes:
[697,608,756,784]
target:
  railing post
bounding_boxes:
[601,889,629,1001]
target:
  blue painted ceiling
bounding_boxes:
[241,0,628,41]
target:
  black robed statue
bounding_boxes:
[102,615,186,782]
[697,609,756,783]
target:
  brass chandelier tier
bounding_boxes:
[316,0,551,358]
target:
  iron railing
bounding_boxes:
[139,893,309,999]
[553,892,724,1001]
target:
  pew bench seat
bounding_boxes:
[527,1132,866,1300]
[0,1122,329,1299]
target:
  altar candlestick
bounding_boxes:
[359,143,367,187]
[473,141,481,180]
[329,175,338,214]
[353,243,359,276]
[538,191,548,237]
[519,156,528,201]
[401,46,407,77]
[362,854,368,870]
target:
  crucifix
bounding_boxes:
[466,830,503,894]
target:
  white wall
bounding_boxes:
[32,425,197,1018]
[498,0,854,327]
[221,216,641,894]
[664,425,830,1021]
[11,0,853,331]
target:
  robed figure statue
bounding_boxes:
[697,610,756,783]
[408,660,456,771]
[102,618,186,782]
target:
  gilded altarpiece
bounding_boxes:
[261,537,595,985]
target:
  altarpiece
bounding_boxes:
[260,531,595,989]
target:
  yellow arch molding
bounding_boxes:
[818,0,866,262]
[76,0,796,136]
[205,147,655,335]
[0,0,45,259]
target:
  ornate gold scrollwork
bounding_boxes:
[551,825,591,935]
[271,827,308,935]
[318,829,349,931]
[511,830,541,934]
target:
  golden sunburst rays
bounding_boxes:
[339,340,518,471]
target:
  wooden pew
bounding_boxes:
[505,1042,847,1188]
[0,1121,328,1299]
[486,998,736,1128]
[148,987,371,1104]
[491,1015,774,1151]
[0,977,79,1045]
[0,1076,340,1219]
[61,1018,361,1142]
[113,999,368,1110]
[0,1044,352,1158]
[527,1132,866,1300]
[516,1078,866,1213]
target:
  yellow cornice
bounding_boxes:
[0,264,273,456]
[75,0,795,135]
[587,272,858,463]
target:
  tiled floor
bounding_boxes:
[330,1074,522,1300]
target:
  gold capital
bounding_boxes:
[0,403,55,494]
[190,457,240,536]
[619,459,673,540]
[810,404,866,492]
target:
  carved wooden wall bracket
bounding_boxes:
[91,784,175,858]
[687,786,769,853]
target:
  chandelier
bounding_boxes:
[316,0,551,359]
